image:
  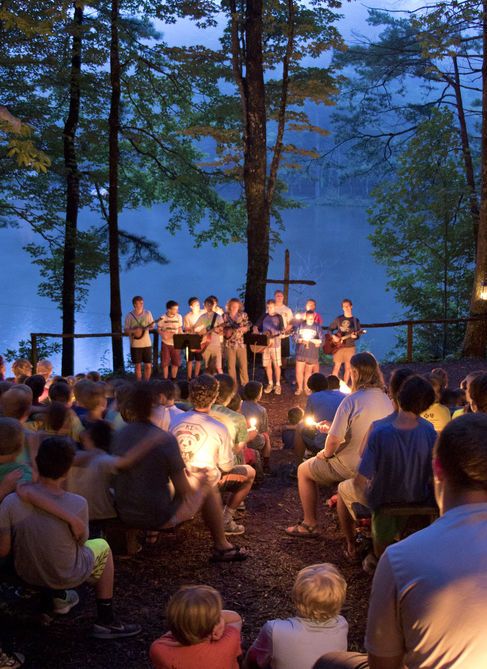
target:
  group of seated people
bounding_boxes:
[0,351,487,668]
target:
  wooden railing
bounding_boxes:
[30,314,487,371]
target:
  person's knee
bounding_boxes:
[297,460,312,481]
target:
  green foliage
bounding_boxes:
[368,109,475,359]
[3,337,61,363]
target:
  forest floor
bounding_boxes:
[2,358,487,668]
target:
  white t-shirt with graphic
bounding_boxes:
[170,410,234,484]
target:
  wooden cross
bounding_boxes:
[265,249,316,304]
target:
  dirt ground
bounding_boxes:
[2,358,487,668]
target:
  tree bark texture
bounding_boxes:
[462,0,487,357]
[242,0,269,323]
[108,0,124,371]
[61,3,83,376]
[451,55,480,247]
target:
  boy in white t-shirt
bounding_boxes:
[244,563,348,669]
[183,297,203,380]
[158,300,183,380]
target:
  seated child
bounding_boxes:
[66,419,161,524]
[150,584,242,669]
[25,375,46,407]
[0,436,141,639]
[421,373,451,432]
[151,379,183,431]
[241,381,271,470]
[175,380,192,411]
[73,380,107,428]
[244,563,348,669]
[0,417,33,485]
[281,407,304,450]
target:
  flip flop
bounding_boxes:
[285,521,320,538]
[209,546,248,563]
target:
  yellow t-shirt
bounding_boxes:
[421,402,451,432]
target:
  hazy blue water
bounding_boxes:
[0,201,402,373]
[1,0,420,373]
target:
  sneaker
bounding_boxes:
[274,384,282,395]
[0,650,25,669]
[264,383,273,394]
[52,589,79,615]
[92,620,142,640]
[223,518,245,535]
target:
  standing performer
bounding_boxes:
[254,299,284,395]
[194,297,224,375]
[223,299,251,387]
[294,311,323,396]
[124,295,154,381]
[183,297,203,380]
[274,290,293,382]
[328,298,362,385]
[158,301,183,380]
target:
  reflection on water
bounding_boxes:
[0,202,400,373]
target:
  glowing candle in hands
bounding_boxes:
[247,417,257,432]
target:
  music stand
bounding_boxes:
[173,334,203,367]
[244,333,269,380]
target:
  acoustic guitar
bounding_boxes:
[323,329,367,355]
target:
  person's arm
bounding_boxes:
[317,433,342,459]
[16,483,87,542]
[114,432,162,470]
[365,553,405,667]
[243,621,273,669]
[0,469,23,502]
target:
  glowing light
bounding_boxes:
[247,417,257,432]
[305,415,316,427]
[300,328,315,342]
[480,282,487,300]
[339,380,352,394]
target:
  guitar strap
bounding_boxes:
[209,312,218,331]
[131,310,145,328]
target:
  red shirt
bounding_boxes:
[150,626,241,669]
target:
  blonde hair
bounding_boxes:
[12,358,32,379]
[292,563,346,622]
[166,585,222,645]
[37,359,53,378]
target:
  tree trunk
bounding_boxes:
[61,3,83,376]
[451,55,480,246]
[462,0,487,357]
[108,0,124,372]
[242,0,268,323]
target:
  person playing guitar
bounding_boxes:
[124,295,155,381]
[328,298,363,385]
[193,296,224,375]
[223,298,251,387]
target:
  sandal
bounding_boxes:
[209,546,247,563]
[285,521,320,538]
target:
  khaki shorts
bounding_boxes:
[337,478,369,518]
[305,455,347,487]
[333,346,355,365]
[165,471,208,527]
